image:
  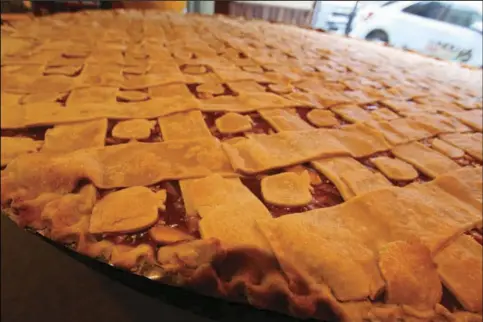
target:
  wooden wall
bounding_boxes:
[228,1,314,27]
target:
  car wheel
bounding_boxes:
[365,30,389,44]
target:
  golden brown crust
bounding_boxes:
[1,136,42,166]
[435,235,482,313]
[378,240,442,310]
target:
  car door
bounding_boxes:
[435,3,483,67]
[388,1,450,52]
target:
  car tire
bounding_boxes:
[365,30,389,44]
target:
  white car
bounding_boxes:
[350,1,483,67]
[312,1,358,35]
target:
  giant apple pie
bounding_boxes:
[1,10,483,322]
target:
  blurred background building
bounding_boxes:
[0,1,354,31]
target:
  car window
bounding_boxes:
[442,4,482,28]
[402,1,448,20]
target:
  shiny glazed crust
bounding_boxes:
[1,10,483,322]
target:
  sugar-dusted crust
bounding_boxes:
[2,9,483,322]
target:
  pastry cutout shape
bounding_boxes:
[89,186,159,234]
[371,156,419,181]
[215,112,253,134]
[149,225,195,245]
[306,109,339,127]
[261,171,312,207]
[112,119,154,140]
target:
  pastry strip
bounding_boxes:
[158,110,212,141]
[42,119,107,153]
[259,108,313,132]
[392,142,460,178]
